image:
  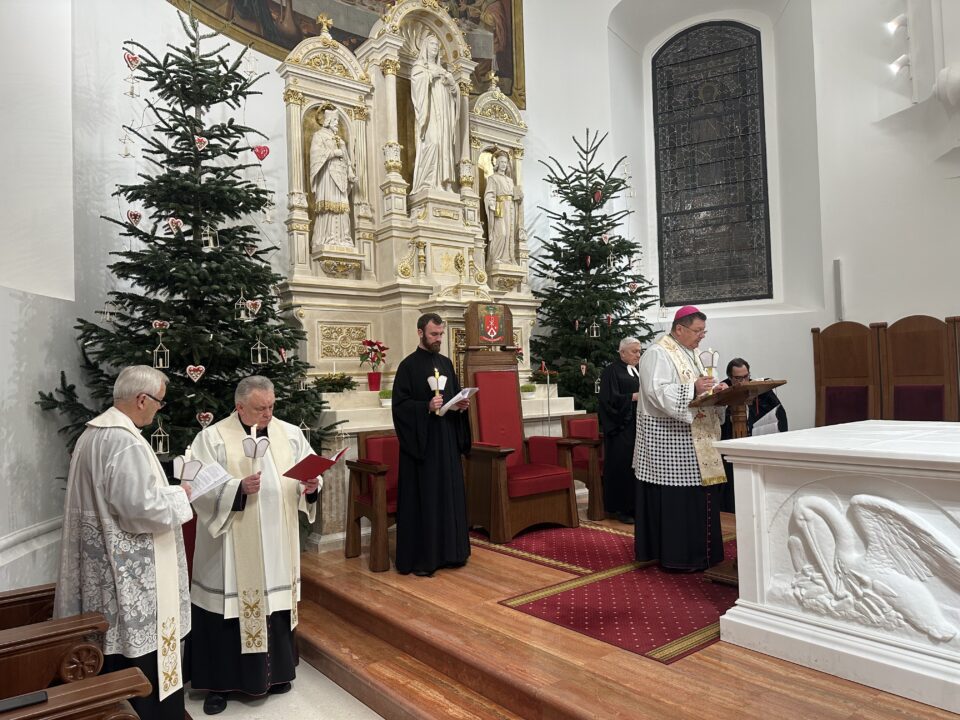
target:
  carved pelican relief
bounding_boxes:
[788,494,960,642]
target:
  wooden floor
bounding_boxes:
[297,512,959,720]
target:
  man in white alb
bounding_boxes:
[188,375,321,715]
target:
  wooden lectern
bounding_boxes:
[689,379,786,586]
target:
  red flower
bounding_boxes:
[359,339,388,370]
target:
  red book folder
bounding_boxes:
[283,447,348,481]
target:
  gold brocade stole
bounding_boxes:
[214,414,298,654]
[656,335,727,486]
[86,408,182,700]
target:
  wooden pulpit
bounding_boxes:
[689,379,786,586]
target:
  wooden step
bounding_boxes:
[299,554,705,720]
[297,600,522,720]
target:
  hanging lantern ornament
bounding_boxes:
[298,376,308,391]
[299,420,311,444]
[235,290,250,320]
[589,321,600,338]
[153,333,170,369]
[201,225,219,250]
[595,377,602,394]
[251,337,269,365]
[150,419,170,455]
[118,132,134,158]
[580,361,587,377]
[97,301,116,325]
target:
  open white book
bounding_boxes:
[752,407,782,436]
[187,463,233,500]
[438,387,478,416]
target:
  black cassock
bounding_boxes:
[391,347,472,575]
[598,359,639,516]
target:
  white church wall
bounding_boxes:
[607,0,826,429]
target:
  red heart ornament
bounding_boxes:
[126,210,142,226]
[628,282,638,292]
[253,145,270,161]
[123,52,141,71]
[244,244,257,257]
[245,299,262,315]
[196,411,214,428]
[601,233,609,244]
[186,365,206,383]
[152,320,171,330]
[167,217,183,234]
[194,136,208,151]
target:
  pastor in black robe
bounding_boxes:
[597,359,639,518]
[391,346,472,575]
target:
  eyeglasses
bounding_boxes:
[730,374,751,384]
[142,392,167,409]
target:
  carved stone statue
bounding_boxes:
[410,33,460,194]
[310,105,356,249]
[483,152,520,266]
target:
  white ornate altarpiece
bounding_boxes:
[718,421,960,714]
[276,1,566,540]
[278,0,536,386]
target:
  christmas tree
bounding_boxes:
[530,130,657,412]
[39,15,334,456]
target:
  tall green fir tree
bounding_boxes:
[530,130,657,412]
[39,15,335,457]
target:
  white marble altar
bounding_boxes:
[717,421,960,714]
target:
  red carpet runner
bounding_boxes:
[471,523,739,664]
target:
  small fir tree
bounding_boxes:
[530,131,657,412]
[39,15,334,455]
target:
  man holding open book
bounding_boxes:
[187,375,321,715]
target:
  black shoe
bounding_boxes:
[203,693,227,715]
[616,513,635,525]
[269,682,292,695]
[413,569,434,577]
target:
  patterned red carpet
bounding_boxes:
[471,523,739,664]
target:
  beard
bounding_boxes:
[425,340,441,353]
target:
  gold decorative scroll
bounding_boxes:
[319,324,368,358]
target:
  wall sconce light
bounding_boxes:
[889,53,911,76]
[885,12,908,36]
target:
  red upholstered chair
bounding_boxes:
[811,322,882,426]
[875,315,960,421]
[344,432,399,572]
[466,366,579,543]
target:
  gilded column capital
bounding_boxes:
[379,58,401,76]
[458,80,473,95]
[283,88,305,105]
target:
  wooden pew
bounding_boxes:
[0,667,150,720]
[0,613,108,700]
[0,585,56,631]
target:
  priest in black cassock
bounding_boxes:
[598,337,642,523]
[391,313,472,577]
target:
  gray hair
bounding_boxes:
[113,365,168,401]
[619,336,641,351]
[235,375,275,404]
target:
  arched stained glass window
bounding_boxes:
[653,21,773,305]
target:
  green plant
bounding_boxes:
[378,388,393,399]
[520,383,536,393]
[315,372,358,393]
[528,368,558,384]
[360,339,388,370]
